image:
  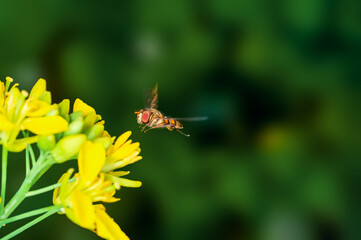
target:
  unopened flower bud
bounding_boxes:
[58,99,70,121]
[45,108,59,117]
[37,135,56,152]
[93,136,113,150]
[64,117,84,136]
[69,111,83,122]
[85,123,104,140]
[51,134,87,163]
[39,91,52,104]
[83,111,96,130]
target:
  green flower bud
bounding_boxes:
[46,108,59,117]
[39,91,52,104]
[85,123,104,140]
[37,135,56,152]
[83,111,96,130]
[69,111,83,122]
[64,118,84,136]
[51,134,87,163]
[58,99,70,117]
[93,136,113,150]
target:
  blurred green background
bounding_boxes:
[1,0,361,239]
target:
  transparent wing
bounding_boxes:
[147,84,158,109]
[172,117,208,121]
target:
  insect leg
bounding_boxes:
[141,125,148,132]
[146,124,190,137]
[143,124,173,133]
[176,129,190,137]
[143,128,155,133]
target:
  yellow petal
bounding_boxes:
[110,142,140,162]
[73,98,95,116]
[53,168,74,205]
[95,195,120,203]
[22,116,69,135]
[114,177,142,188]
[103,153,142,172]
[5,136,39,152]
[69,190,95,230]
[0,114,15,130]
[113,131,132,150]
[29,78,46,99]
[78,141,106,186]
[94,205,130,240]
[108,171,130,177]
[26,100,56,117]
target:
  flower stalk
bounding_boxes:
[0,205,61,226]
[1,205,61,240]
[1,155,55,219]
[0,147,8,215]
[26,178,77,197]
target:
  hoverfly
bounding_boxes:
[135,84,207,137]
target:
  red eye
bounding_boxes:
[142,111,150,123]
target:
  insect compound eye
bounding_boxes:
[142,111,150,123]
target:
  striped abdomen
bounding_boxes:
[163,118,183,129]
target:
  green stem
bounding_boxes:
[0,147,8,215]
[25,146,30,174]
[0,205,60,226]
[0,206,60,240]
[26,178,76,198]
[28,144,36,166]
[22,132,36,166]
[0,157,54,220]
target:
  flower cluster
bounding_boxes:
[0,77,68,151]
[51,99,142,239]
[0,77,142,240]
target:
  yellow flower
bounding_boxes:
[53,131,142,239]
[60,173,119,230]
[53,141,129,239]
[0,77,69,151]
[103,131,142,189]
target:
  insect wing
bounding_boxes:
[148,84,158,109]
[172,117,208,121]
